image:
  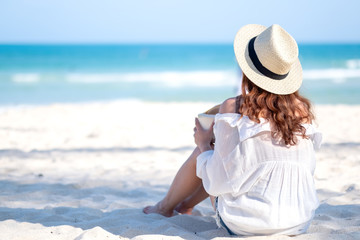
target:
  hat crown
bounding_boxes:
[254,24,299,75]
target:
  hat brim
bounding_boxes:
[234,24,302,95]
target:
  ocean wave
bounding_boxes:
[8,68,360,87]
[303,68,360,81]
[66,71,238,87]
[346,59,360,69]
[66,69,360,85]
[12,73,40,83]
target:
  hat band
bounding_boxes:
[248,37,289,80]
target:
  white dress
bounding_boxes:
[196,113,322,236]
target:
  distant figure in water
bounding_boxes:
[143,24,322,236]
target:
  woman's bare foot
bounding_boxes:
[174,201,194,215]
[143,201,174,217]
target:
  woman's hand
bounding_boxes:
[194,118,214,152]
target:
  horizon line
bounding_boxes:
[1,41,360,45]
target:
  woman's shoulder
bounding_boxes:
[219,97,238,114]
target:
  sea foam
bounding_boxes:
[8,68,360,88]
[65,68,360,86]
[12,73,40,83]
[66,71,238,87]
[346,59,360,69]
[303,68,360,82]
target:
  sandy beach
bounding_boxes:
[0,100,359,240]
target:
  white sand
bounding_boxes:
[0,100,359,240]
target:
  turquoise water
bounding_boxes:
[1,44,360,105]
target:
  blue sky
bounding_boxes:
[1,0,359,44]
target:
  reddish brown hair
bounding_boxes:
[239,74,315,146]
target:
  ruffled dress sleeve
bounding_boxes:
[196,114,242,196]
[302,123,323,150]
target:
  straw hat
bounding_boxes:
[234,24,302,95]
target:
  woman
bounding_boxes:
[143,24,322,236]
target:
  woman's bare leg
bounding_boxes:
[143,147,205,217]
[175,184,209,215]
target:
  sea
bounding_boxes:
[0,44,360,106]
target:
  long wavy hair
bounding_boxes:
[239,74,315,146]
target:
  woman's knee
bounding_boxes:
[188,147,201,165]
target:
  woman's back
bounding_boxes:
[198,112,321,235]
